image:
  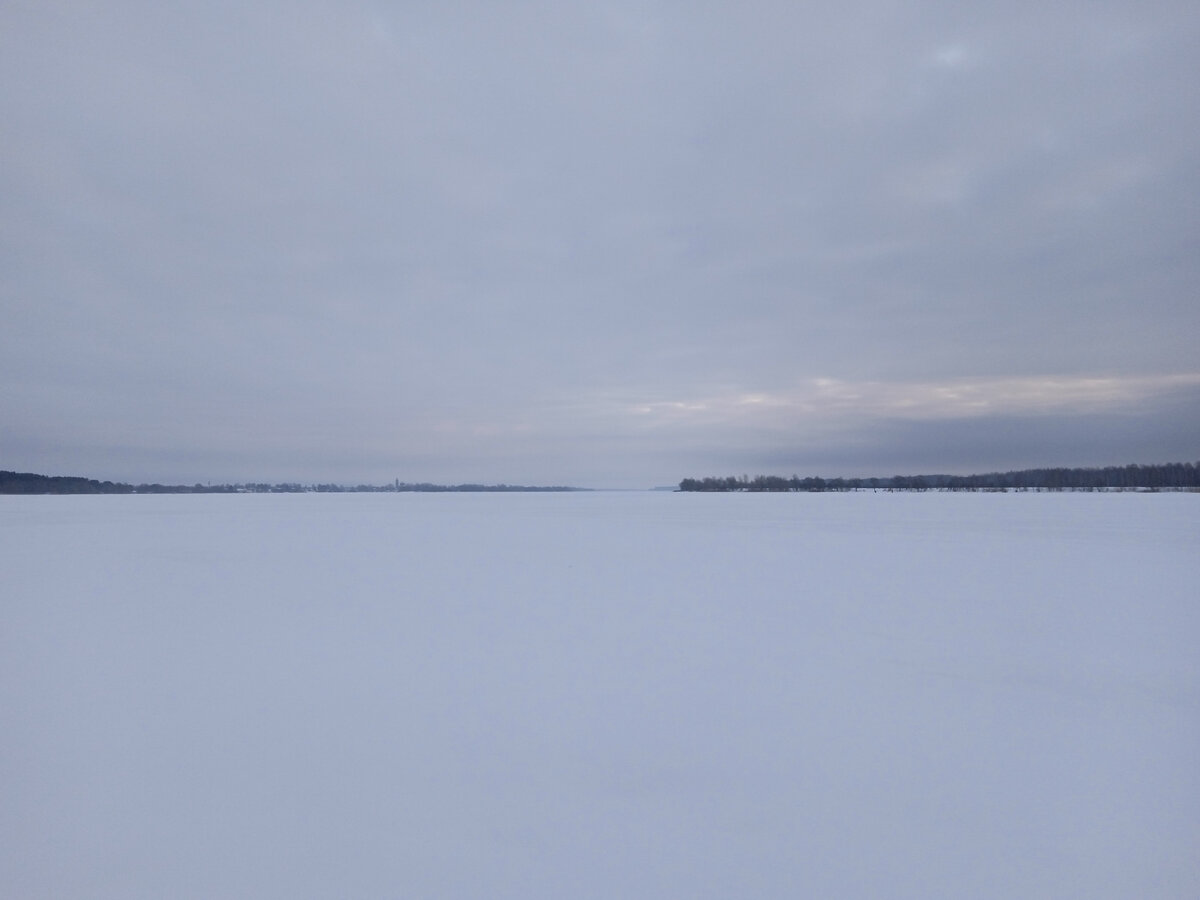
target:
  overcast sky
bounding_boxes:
[3,1,1198,487]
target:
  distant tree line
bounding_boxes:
[0,471,582,495]
[679,462,1200,492]
[0,471,136,494]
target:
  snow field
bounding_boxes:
[2,492,1197,898]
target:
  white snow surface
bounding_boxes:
[2,491,1198,898]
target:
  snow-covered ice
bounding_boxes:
[2,491,1197,898]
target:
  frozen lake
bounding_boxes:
[3,491,1198,898]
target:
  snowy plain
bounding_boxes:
[2,491,1197,899]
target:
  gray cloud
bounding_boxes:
[3,1,1197,485]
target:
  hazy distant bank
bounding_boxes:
[0,471,583,495]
